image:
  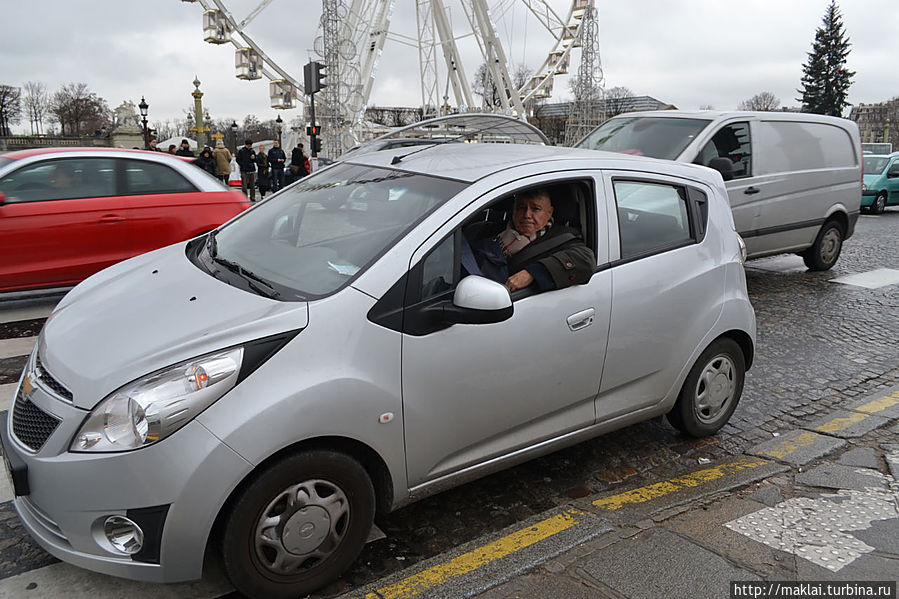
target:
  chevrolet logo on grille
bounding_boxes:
[22,376,35,396]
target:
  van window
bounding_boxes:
[694,122,752,178]
[863,156,890,175]
[577,117,711,160]
[755,121,857,174]
[614,180,692,259]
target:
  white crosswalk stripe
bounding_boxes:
[0,337,36,360]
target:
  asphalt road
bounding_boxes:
[0,209,896,598]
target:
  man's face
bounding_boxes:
[512,193,553,236]
[181,142,189,149]
[273,140,280,148]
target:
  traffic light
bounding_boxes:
[306,125,321,136]
[312,137,323,155]
[303,61,326,95]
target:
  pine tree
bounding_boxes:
[798,2,855,116]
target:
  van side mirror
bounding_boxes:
[430,276,513,325]
[707,157,735,182]
[888,165,899,179]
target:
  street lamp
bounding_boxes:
[204,111,212,147]
[275,114,283,145]
[230,120,238,152]
[138,96,149,148]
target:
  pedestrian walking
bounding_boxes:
[236,139,257,202]
[146,137,160,151]
[256,144,271,199]
[268,140,287,192]
[192,147,217,177]
[175,139,195,157]
[213,140,233,185]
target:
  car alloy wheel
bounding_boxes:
[873,192,887,215]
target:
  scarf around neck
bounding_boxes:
[496,219,553,258]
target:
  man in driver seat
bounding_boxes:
[466,187,595,292]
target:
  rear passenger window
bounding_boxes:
[0,158,116,203]
[123,160,197,195]
[614,180,692,259]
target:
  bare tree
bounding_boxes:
[0,85,22,136]
[473,63,530,110]
[49,83,111,135]
[699,104,715,111]
[604,86,636,118]
[23,81,48,135]
[738,91,780,111]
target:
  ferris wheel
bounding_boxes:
[182,0,601,156]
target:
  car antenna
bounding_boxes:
[390,142,444,165]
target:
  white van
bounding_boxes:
[577,111,862,270]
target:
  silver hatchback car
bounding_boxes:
[3,144,755,598]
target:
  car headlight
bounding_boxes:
[72,348,243,452]
[737,234,747,264]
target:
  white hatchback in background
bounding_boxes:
[577,110,862,270]
[2,144,755,598]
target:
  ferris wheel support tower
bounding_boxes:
[565,0,604,145]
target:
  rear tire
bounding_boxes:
[802,220,844,271]
[221,450,375,599]
[872,192,887,215]
[666,338,745,437]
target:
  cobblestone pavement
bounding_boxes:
[0,211,896,598]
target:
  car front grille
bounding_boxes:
[34,355,73,402]
[11,388,61,452]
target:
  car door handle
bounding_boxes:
[567,308,595,331]
[744,187,761,195]
[99,215,126,223]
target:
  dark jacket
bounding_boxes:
[193,151,217,176]
[268,146,287,170]
[175,147,195,157]
[290,147,309,177]
[235,146,257,173]
[468,223,594,291]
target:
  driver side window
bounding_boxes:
[696,122,752,178]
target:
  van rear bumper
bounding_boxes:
[846,209,859,239]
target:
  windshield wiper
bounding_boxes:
[212,255,281,299]
[206,230,219,258]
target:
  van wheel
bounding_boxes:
[872,192,887,215]
[221,451,375,599]
[666,338,745,437]
[802,220,844,271]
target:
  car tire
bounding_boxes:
[221,450,375,599]
[802,220,844,271]
[666,337,745,437]
[872,192,887,215]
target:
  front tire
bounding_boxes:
[872,192,887,215]
[221,451,375,599]
[666,338,745,437]
[802,220,844,271]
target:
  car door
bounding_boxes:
[596,172,723,420]
[398,175,611,487]
[0,156,126,291]
[119,158,205,257]
[887,158,899,204]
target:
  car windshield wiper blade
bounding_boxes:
[206,230,218,258]
[212,255,281,299]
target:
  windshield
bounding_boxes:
[863,156,889,175]
[205,163,467,300]
[577,117,712,160]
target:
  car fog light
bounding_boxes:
[104,516,144,554]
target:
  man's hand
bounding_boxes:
[505,270,533,292]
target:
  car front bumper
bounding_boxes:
[2,378,251,583]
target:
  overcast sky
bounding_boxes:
[3,0,895,132]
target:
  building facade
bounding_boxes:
[532,95,675,146]
[849,99,899,149]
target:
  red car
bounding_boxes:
[0,147,251,292]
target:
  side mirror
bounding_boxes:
[887,166,899,179]
[707,157,735,182]
[434,276,513,325]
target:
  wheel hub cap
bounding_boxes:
[282,506,330,554]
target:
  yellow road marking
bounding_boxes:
[814,411,869,433]
[592,457,767,510]
[756,431,821,460]
[853,392,899,415]
[366,509,583,599]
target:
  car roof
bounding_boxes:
[341,142,720,186]
[607,109,852,125]
[1,147,180,161]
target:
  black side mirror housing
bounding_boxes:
[708,157,735,182]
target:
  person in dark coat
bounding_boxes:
[192,147,217,177]
[285,143,309,185]
[235,139,257,201]
[256,144,271,199]
[175,139,195,157]
[467,188,594,292]
[267,140,287,192]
